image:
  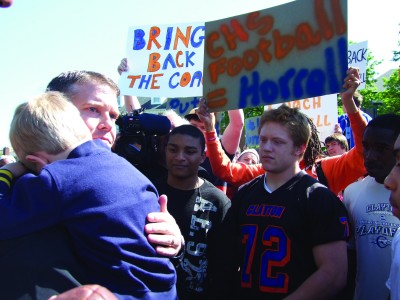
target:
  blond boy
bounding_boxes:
[0,92,177,299]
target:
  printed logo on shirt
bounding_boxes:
[366,203,392,214]
[181,195,218,293]
[246,204,285,218]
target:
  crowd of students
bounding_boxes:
[2,1,400,300]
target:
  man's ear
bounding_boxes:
[295,144,307,157]
[200,151,206,164]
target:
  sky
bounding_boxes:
[0,0,399,148]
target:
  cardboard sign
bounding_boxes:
[119,23,205,97]
[348,41,368,89]
[244,116,260,148]
[203,0,348,111]
[167,96,202,116]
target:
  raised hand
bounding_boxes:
[117,58,130,75]
[196,98,216,132]
[341,67,361,114]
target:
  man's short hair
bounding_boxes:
[168,124,205,152]
[46,70,120,98]
[366,113,400,141]
[258,104,311,149]
[325,133,349,151]
[184,108,200,122]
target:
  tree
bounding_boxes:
[369,30,400,116]
[357,51,381,111]
[219,106,263,135]
[377,70,400,115]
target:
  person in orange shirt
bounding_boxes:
[196,67,367,196]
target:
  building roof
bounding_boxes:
[375,69,397,92]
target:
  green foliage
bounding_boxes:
[336,48,400,117]
[218,111,229,134]
[244,106,265,119]
[357,51,380,111]
[358,31,400,116]
[219,106,264,134]
[377,70,400,115]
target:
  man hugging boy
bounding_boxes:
[0,92,177,299]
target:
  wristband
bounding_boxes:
[205,131,217,142]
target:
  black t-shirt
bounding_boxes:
[155,178,231,300]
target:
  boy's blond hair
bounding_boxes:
[10,91,91,164]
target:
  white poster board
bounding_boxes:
[348,41,368,89]
[119,23,205,97]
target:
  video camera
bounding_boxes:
[114,108,171,169]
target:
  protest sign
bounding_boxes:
[244,116,260,148]
[203,0,348,112]
[348,41,368,89]
[166,96,202,116]
[119,23,205,97]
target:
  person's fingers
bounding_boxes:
[147,231,177,246]
[117,58,129,75]
[154,244,180,257]
[145,220,174,235]
[342,73,361,89]
[48,284,117,300]
[158,194,168,213]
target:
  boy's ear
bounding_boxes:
[25,153,50,171]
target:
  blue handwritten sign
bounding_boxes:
[119,23,205,97]
[245,116,260,148]
[203,0,348,112]
[167,96,201,115]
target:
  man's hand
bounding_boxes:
[333,123,342,134]
[145,194,182,257]
[341,67,361,114]
[117,58,129,75]
[196,98,216,132]
[48,285,117,300]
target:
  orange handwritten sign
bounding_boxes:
[203,0,348,112]
[119,23,205,97]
